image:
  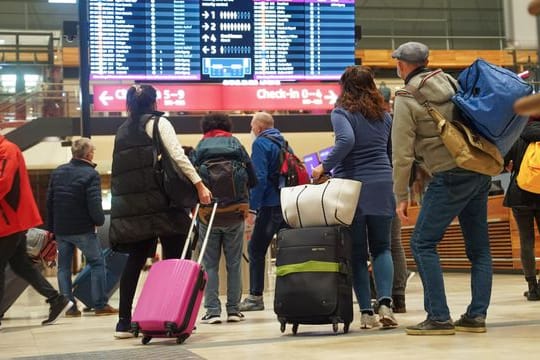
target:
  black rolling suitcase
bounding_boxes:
[274,225,353,335]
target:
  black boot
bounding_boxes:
[525,276,540,301]
[392,294,406,313]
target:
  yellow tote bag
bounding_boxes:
[517,142,540,193]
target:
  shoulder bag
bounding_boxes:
[404,85,503,176]
[151,115,198,208]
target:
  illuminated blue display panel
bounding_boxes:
[88,0,355,81]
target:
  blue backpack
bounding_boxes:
[452,58,533,155]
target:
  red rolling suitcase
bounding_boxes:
[131,202,217,345]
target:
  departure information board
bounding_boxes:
[88,0,355,81]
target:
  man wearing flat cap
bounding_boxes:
[391,42,492,335]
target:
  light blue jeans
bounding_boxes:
[57,232,107,309]
[350,214,394,311]
[199,221,244,316]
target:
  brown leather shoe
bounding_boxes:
[95,304,119,316]
[65,306,82,317]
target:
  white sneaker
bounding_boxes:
[227,312,245,322]
[360,313,379,329]
[114,331,135,339]
[201,314,222,324]
[378,304,398,328]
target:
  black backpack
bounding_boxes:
[192,136,254,207]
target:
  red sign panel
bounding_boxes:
[92,83,340,112]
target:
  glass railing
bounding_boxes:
[0,83,79,125]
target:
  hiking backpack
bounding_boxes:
[263,136,310,188]
[452,58,533,155]
[193,137,251,207]
[516,142,540,194]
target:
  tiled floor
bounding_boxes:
[1,271,540,360]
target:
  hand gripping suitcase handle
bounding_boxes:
[180,201,219,264]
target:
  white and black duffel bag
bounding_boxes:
[280,178,362,228]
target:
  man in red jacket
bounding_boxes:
[0,134,72,329]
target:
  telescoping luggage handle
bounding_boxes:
[180,201,219,265]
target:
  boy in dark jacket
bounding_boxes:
[0,134,71,329]
[47,138,117,317]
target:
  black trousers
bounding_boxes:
[0,232,59,310]
[512,207,540,278]
[118,234,187,321]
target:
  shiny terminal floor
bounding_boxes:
[1,272,539,360]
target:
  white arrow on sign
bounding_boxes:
[324,90,338,104]
[202,10,210,19]
[99,91,114,106]
[203,22,210,31]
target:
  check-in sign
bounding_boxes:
[92,83,340,112]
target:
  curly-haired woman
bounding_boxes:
[312,66,397,330]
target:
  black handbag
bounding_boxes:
[151,115,198,208]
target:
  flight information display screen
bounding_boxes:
[88,0,355,81]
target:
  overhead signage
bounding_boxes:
[92,83,340,111]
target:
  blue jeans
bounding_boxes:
[351,214,394,311]
[200,221,244,315]
[248,206,286,296]
[411,168,492,321]
[57,232,107,309]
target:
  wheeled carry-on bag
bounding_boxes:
[131,202,218,345]
[274,225,353,335]
[72,248,128,309]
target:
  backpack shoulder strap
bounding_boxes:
[148,114,162,165]
[260,134,284,148]
[404,84,445,128]
[404,84,429,106]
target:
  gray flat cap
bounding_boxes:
[391,42,429,63]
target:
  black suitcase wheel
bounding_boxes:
[292,323,299,335]
[280,322,286,333]
[332,323,339,333]
[141,336,151,345]
[176,334,189,344]
[343,322,350,334]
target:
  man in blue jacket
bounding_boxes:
[47,138,117,317]
[239,112,288,311]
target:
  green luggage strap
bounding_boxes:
[276,260,341,277]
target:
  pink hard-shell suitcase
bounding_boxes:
[131,203,217,345]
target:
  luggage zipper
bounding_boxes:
[172,268,206,334]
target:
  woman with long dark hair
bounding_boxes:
[110,84,211,338]
[312,66,397,329]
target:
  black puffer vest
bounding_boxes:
[109,113,191,249]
